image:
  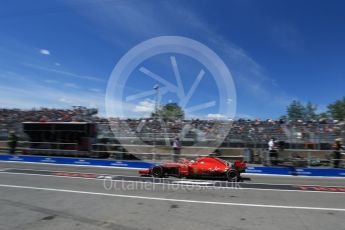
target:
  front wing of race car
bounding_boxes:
[138,168,151,175]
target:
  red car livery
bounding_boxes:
[139,157,246,182]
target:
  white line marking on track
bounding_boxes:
[0,171,345,194]
[171,180,215,185]
[0,184,344,212]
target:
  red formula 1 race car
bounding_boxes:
[139,157,246,182]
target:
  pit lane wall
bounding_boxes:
[0,154,154,169]
[0,154,345,177]
[245,166,345,177]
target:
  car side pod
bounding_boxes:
[226,169,239,182]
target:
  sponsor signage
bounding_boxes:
[0,154,154,169]
[245,166,345,177]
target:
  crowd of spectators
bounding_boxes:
[0,107,97,138]
[0,107,97,123]
[1,108,344,146]
[224,119,345,146]
[99,117,345,144]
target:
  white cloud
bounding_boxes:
[44,79,58,84]
[89,88,101,93]
[235,113,255,120]
[49,2,294,118]
[54,62,61,66]
[64,82,79,89]
[0,70,137,118]
[133,99,155,113]
[0,72,105,114]
[23,63,105,82]
[207,113,226,120]
[226,98,233,104]
[267,23,304,52]
[40,49,50,55]
[58,97,74,104]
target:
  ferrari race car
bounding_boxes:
[139,156,246,182]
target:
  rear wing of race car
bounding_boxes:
[233,160,247,172]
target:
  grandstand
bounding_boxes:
[1,108,344,146]
[0,107,344,165]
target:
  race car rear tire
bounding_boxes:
[226,169,239,182]
[152,166,164,178]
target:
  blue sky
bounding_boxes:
[1,0,345,119]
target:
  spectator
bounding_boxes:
[333,138,344,168]
[172,137,181,162]
[268,138,275,151]
[268,137,278,165]
[8,130,18,154]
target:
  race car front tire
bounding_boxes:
[226,169,239,182]
[152,166,164,178]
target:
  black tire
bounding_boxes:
[152,166,164,178]
[226,169,239,182]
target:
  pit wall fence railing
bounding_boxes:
[0,141,344,166]
[0,141,341,164]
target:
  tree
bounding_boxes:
[286,100,306,120]
[151,103,184,120]
[304,102,317,120]
[317,112,329,120]
[328,97,345,120]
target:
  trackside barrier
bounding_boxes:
[0,154,344,177]
[0,154,155,169]
[245,166,345,177]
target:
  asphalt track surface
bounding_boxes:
[0,161,345,230]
